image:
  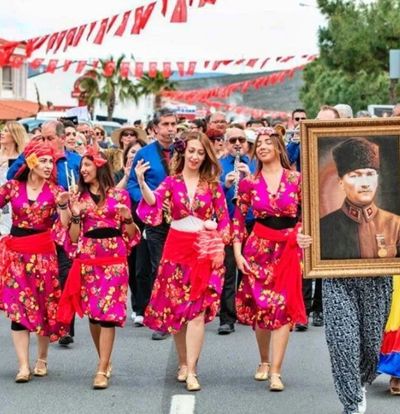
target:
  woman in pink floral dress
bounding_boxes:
[233,127,311,392]
[57,146,140,390]
[135,132,230,392]
[0,140,67,383]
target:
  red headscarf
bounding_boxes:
[83,145,107,167]
[15,140,56,179]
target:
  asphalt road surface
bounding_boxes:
[0,315,398,414]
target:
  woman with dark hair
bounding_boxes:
[57,146,140,390]
[0,140,67,382]
[232,127,310,392]
[135,132,230,391]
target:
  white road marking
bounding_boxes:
[169,394,196,414]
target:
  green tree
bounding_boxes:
[79,55,141,121]
[138,71,176,111]
[300,0,400,116]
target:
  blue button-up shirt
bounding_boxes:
[287,141,301,172]
[127,141,170,203]
[7,150,81,190]
[220,153,256,219]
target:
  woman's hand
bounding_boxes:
[235,254,251,274]
[134,159,150,185]
[296,228,312,249]
[69,192,84,216]
[211,252,225,269]
[56,191,70,206]
[116,203,132,220]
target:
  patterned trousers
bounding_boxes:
[322,277,392,414]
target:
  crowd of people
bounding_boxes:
[0,105,399,414]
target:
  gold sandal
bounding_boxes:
[33,359,48,377]
[93,372,109,389]
[269,373,284,392]
[254,362,270,381]
[186,373,201,392]
[15,369,32,383]
[177,365,188,382]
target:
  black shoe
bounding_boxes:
[218,323,235,335]
[58,334,74,346]
[312,312,324,327]
[151,330,170,340]
[295,322,309,332]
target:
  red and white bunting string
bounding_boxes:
[162,66,305,102]
[25,55,316,78]
[0,0,218,67]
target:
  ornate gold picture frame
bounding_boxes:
[300,118,400,278]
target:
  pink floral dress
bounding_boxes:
[232,169,301,330]
[0,180,65,340]
[65,188,140,327]
[137,175,230,333]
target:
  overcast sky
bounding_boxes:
[0,0,326,70]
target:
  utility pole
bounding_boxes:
[389,50,400,104]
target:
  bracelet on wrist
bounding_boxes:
[122,216,134,225]
[71,214,81,224]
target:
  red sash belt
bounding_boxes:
[163,228,218,301]
[253,221,307,324]
[56,256,127,324]
[5,230,55,254]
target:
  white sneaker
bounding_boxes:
[358,386,367,414]
[130,311,136,321]
[134,315,144,327]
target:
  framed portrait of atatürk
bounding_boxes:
[300,118,400,278]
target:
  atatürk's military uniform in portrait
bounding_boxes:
[321,199,400,259]
[320,137,393,414]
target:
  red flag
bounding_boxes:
[115,10,131,36]
[199,0,217,6]
[246,58,258,68]
[91,60,99,69]
[186,61,196,76]
[46,59,58,73]
[94,18,109,45]
[76,60,87,74]
[107,14,118,33]
[120,62,130,78]
[9,55,24,69]
[204,60,210,68]
[260,58,270,69]
[176,62,185,76]
[46,32,59,53]
[73,25,87,47]
[103,60,115,77]
[162,62,172,78]
[131,2,156,34]
[235,58,245,65]
[149,62,158,78]
[63,60,73,72]
[86,21,97,41]
[171,0,187,23]
[25,37,40,58]
[29,58,45,70]
[63,28,77,52]
[53,30,68,53]
[161,0,168,16]
[32,35,49,52]
[135,62,144,78]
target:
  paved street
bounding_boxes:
[0,315,397,414]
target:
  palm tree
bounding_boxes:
[138,71,177,111]
[79,55,141,121]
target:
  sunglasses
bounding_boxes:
[294,117,306,121]
[95,131,104,136]
[66,131,77,137]
[228,137,246,144]
[82,130,90,134]
[210,137,224,142]
[122,131,137,137]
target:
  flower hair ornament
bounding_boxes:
[84,145,107,167]
[173,138,186,154]
[255,127,278,138]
